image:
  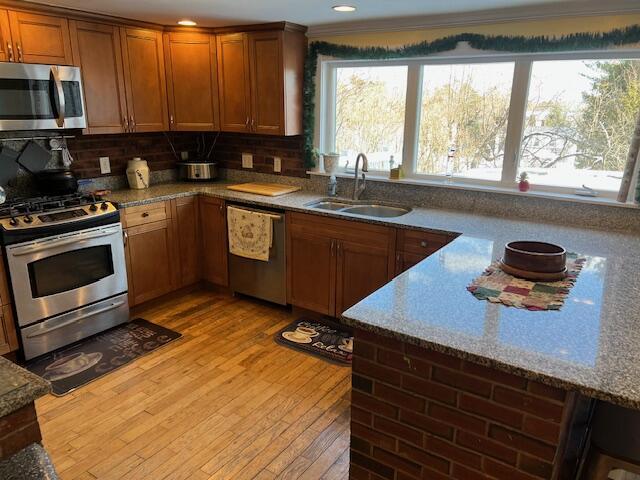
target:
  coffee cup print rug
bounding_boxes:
[275,318,353,365]
[25,318,181,396]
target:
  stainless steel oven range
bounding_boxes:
[0,194,129,360]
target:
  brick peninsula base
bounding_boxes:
[349,329,592,480]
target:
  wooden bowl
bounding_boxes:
[502,241,567,278]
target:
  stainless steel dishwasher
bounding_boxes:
[227,203,287,305]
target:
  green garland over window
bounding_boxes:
[302,25,640,188]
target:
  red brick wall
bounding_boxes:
[68,132,198,179]
[211,132,305,177]
[0,403,42,459]
[67,132,305,179]
[350,328,581,480]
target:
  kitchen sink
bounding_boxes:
[306,199,412,218]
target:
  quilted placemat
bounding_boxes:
[467,253,587,311]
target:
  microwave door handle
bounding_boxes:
[9,230,118,256]
[25,300,126,338]
[50,66,66,128]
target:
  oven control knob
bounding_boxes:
[100,202,109,210]
[8,217,18,226]
[23,215,33,224]
[89,204,98,212]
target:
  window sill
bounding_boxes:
[307,170,640,210]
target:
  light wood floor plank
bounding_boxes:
[37,289,351,480]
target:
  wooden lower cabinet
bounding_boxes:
[336,239,394,314]
[199,196,228,287]
[171,196,201,288]
[287,212,396,317]
[124,218,176,306]
[287,229,335,315]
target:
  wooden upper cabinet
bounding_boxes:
[217,29,305,136]
[0,10,11,62]
[248,31,283,134]
[216,33,251,133]
[164,32,219,131]
[120,27,169,132]
[7,10,73,64]
[70,21,128,134]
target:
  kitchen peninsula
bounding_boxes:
[106,181,640,479]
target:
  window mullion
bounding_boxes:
[501,59,532,186]
[402,63,422,176]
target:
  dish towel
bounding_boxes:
[227,206,273,261]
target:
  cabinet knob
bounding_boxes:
[170,115,174,125]
[420,241,428,247]
[123,116,129,132]
[141,212,149,218]
[130,115,135,131]
[16,43,22,62]
[6,42,13,62]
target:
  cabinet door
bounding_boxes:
[248,31,283,135]
[164,32,219,131]
[7,11,73,64]
[336,240,395,316]
[200,197,228,286]
[396,251,428,276]
[171,197,201,287]
[120,27,169,132]
[216,33,251,132]
[70,21,128,134]
[125,219,176,306]
[0,10,12,62]
[287,226,336,316]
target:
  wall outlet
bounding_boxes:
[273,156,281,173]
[181,151,189,160]
[99,156,111,174]
[242,153,253,169]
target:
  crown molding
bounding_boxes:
[307,0,640,38]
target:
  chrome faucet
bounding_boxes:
[353,153,369,200]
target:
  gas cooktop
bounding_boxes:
[0,193,120,244]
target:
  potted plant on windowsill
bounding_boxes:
[518,172,530,192]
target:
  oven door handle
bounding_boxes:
[50,66,66,128]
[25,300,126,339]
[9,230,118,257]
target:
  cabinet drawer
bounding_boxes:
[288,212,393,250]
[123,201,169,228]
[397,229,451,255]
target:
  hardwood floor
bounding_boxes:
[37,288,352,480]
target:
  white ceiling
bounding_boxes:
[29,0,582,28]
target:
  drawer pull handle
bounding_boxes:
[7,42,13,62]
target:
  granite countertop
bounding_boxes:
[107,181,640,408]
[0,357,50,418]
[0,443,58,480]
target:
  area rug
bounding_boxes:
[275,318,353,365]
[467,253,587,311]
[25,318,181,396]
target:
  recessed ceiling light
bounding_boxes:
[332,5,356,12]
[178,19,197,26]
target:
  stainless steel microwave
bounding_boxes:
[0,62,86,131]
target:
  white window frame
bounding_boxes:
[319,45,640,201]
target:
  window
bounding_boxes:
[334,65,407,171]
[417,62,515,180]
[321,49,640,200]
[519,59,640,192]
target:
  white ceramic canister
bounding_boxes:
[126,157,150,190]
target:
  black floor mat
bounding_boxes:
[25,318,182,396]
[274,318,353,365]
